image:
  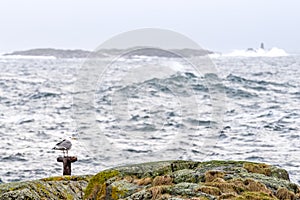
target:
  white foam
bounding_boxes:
[0,55,57,60]
[211,47,289,58]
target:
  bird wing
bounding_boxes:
[53,139,72,150]
[55,139,66,146]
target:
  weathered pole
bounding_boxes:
[57,156,77,175]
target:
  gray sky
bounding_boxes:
[0,0,299,53]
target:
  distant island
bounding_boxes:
[3,48,91,58]
[3,48,213,58]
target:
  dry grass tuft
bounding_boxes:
[204,171,225,182]
[197,186,221,196]
[243,179,271,194]
[134,177,153,186]
[123,175,134,183]
[148,185,169,200]
[212,177,226,183]
[218,193,238,199]
[276,187,296,200]
[243,163,271,176]
[207,182,237,194]
[152,175,173,186]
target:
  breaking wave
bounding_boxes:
[211,47,289,58]
[0,55,56,60]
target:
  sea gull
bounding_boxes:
[53,139,72,156]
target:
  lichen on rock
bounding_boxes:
[0,160,299,200]
[0,175,91,200]
[83,160,300,200]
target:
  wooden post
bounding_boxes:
[57,156,77,175]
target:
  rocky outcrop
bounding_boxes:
[0,160,299,200]
[84,160,299,200]
[0,175,91,200]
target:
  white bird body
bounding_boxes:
[53,139,72,156]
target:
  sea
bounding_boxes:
[0,48,300,184]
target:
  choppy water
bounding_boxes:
[0,54,300,184]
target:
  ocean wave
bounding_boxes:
[0,55,56,60]
[1,55,300,184]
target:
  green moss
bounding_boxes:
[66,193,74,200]
[41,175,91,182]
[111,186,126,199]
[41,176,66,182]
[198,197,210,200]
[84,170,119,199]
[36,182,50,196]
[199,160,246,167]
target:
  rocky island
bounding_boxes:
[3,48,92,58]
[0,160,299,200]
[3,48,213,59]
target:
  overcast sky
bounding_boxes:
[0,0,299,53]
